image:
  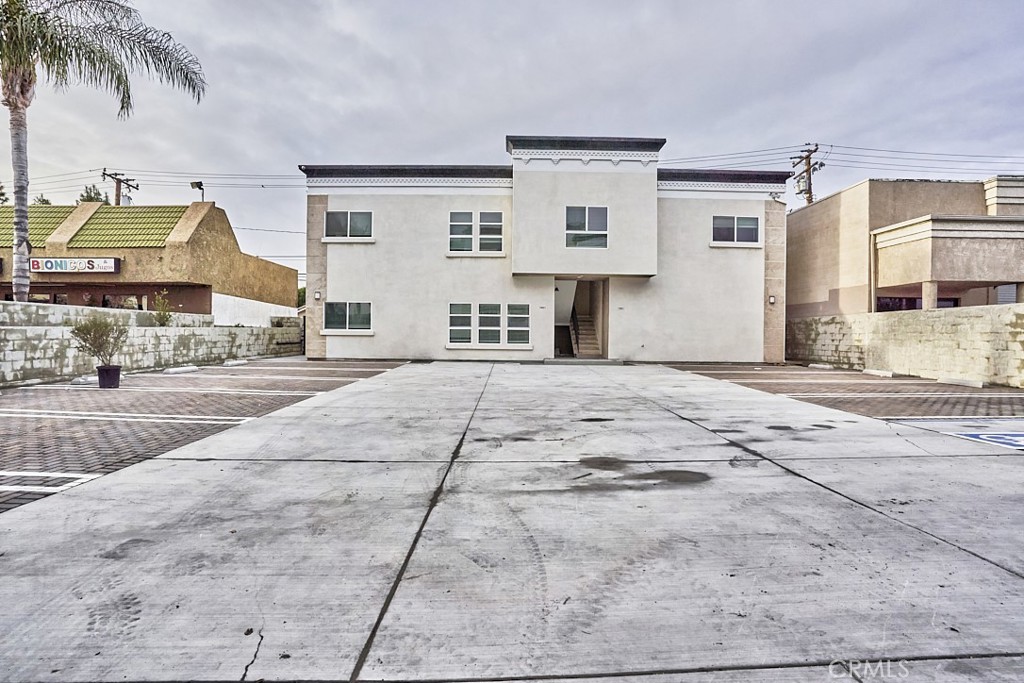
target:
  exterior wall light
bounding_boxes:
[768,295,777,305]
[314,291,322,300]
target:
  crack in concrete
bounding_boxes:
[240,626,264,682]
[348,364,495,682]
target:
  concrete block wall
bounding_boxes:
[787,304,1024,387]
[0,301,211,328]
[0,302,301,387]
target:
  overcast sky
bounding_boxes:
[6,0,1024,284]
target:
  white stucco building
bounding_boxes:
[301,136,789,362]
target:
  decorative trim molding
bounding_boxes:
[658,181,787,193]
[307,177,513,188]
[511,149,660,167]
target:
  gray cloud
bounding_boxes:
[5,0,1024,281]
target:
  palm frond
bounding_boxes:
[33,0,138,26]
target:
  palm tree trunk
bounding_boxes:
[9,104,30,302]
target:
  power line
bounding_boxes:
[234,226,305,234]
[821,143,1024,160]
[660,145,804,163]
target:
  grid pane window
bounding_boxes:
[566,206,608,248]
[450,212,474,252]
[325,301,371,330]
[479,303,501,343]
[507,304,530,344]
[449,303,472,343]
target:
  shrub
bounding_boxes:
[70,314,129,367]
[152,289,173,327]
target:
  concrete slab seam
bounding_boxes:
[348,363,496,683]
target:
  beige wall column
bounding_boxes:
[1017,283,1024,304]
[305,195,328,359]
[922,280,939,309]
[763,199,786,362]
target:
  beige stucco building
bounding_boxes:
[787,177,1024,318]
[302,136,789,362]
[1,202,297,325]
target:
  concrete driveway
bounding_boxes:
[1,362,1022,681]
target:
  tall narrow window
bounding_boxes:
[478,304,501,343]
[507,304,530,344]
[566,206,608,248]
[479,212,503,252]
[449,303,472,343]
[325,211,373,238]
[449,212,473,252]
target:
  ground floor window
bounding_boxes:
[448,302,530,346]
[325,301,372,329]
[876,297,959,312]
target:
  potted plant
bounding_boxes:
[70,314,130,388]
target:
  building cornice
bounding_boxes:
[510,148,660,167]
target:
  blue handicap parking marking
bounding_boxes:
[949,432,1024,450]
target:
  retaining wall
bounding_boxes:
[786,304,1024,387]
[0,301,301,387]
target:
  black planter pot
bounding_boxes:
[97,365,122,389]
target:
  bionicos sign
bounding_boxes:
[30,258,120,273]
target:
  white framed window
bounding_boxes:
[712,215,759,244]
[448,211,504,255]
[447,303,530,347]
[324,301,371,330]
[325,210,373,239]
[566,206,608,248]
[449,303,472,343]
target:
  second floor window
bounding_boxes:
[325,211,373,238]
[566,206,608,248]
[449,211,504,253]
[712,215,759,243]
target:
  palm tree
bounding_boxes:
[1,0,206,301]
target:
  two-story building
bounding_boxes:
[301,136,789,362]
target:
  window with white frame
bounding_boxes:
[449,211,504,253]
[565,206,608,248]
[448,303,530,346]
[449,303,472,343]
[325,210,373,238]
[712,215,759,244]
[324,301,372,330]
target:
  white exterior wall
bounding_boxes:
[211,292,296,327]
[320,191,555,360]
[511,163,659,276]
[609,197,767,362]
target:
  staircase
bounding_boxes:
[574,315,602,358]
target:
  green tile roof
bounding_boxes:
[68,205,188,248]
[0,205,76,248]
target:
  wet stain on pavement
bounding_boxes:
[578,417,615,423]
[579,456,629,471]
[99,538,155,560]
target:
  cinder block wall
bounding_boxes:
[0,302,301,387]
[787,304,1024,387]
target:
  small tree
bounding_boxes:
[31,193,50,205]
[0,183,8,205]
[77,184,110,205]
[70,314,129,367]
[297,286,305,307]
[152,288,172,326]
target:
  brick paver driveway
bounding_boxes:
[0,357,401,513]
[668,363,1024,419]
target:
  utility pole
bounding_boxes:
[101,168,139,206]
[791,144,824,205]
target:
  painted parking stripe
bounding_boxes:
[0,409,250,425]
[881,415,1024,421]
[22,386,321,397]
[171,374,368,381]
[219,366,394,372]
[945,432,1024,450]
[0,470,101,493]
[784,392,1024,398]
[729,379,936,384]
